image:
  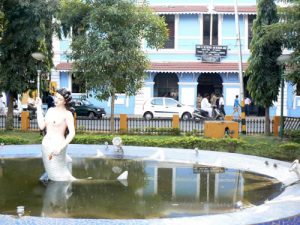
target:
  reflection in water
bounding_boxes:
[41,181,73,218]
[0,157,283,219]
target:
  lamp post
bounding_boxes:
[276,54,291,139]
[234,0,246,134]
[31,52,45,98]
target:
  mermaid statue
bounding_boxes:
[36,88,76,182]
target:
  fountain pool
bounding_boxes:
[0,144,300,225]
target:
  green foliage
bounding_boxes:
[0,136,29,145]
[277,142,300,160]
[0,0,57,93]
[263,0,300,85]
[246,0,282,109]
[129,127,180,135]
[0,0,58,128]
[1,130,300,161]
[58,0,168,102]
[284,129,300,143]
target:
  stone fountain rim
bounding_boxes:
[0,144,299,225]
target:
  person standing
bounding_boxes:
[232,95,241,118]
[196,94,202,109]
[218,94,226,116]
[210,92,217,106]
[201,93,212,117]
[245,97,251,116]
[0,94,5,116]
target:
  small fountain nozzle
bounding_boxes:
[112,137,123,153]
[16,206,25,217]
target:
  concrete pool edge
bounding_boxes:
[0,144,300,225]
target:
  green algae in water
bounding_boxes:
[0,157,283,219]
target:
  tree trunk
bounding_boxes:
[5,91,14,130]
[110,92,115,133]
[265,106,270,135]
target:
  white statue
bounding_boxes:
[36,88,76,182]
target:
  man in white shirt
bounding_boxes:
[218,94,226,115]
[201,93,212,117]
[0,94,6,116]
[245,97,251,116]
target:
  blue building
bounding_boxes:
[53,0,300,117]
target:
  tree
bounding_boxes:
[0,0,58,129]
[246,0,282,135]
[59,0,168,132]
[263,0,300,85]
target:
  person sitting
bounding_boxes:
[201,93,212,117]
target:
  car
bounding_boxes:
[142,97,196,120]
[72,99,106,119]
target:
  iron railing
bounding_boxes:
[0,115,299,134]
[284,117,300,130]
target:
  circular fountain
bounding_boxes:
[0,142,300,225]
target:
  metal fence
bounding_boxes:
[76,116,120,132]
[128,118,172,133]
[233,117,273,134]
[284,117,300,130]
[0,115,299,134]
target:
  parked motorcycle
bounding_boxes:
[193,105,224,121]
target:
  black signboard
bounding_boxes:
[195,45,228,57]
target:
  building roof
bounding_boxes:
[148,62,248,73]
[55,62,72,71]
[151,5,257,15]
[56,62,248,74]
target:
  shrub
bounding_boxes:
[284,130,300,143]
[0,136,29,145]
[278,142,300,160]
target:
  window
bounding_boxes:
[297,82,300,96]
[203,14,218,45]
[161,15,175,49]
[165,98,178,107]
[248,15,256,49]
[151,98,163,106]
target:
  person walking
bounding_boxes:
[232,95,240,118]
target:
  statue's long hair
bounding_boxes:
[57,88,75,137]
[57,88,74,112]
[41,88,74,137]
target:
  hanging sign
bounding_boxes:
[195,45,227,63]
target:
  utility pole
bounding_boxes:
[234,0,246,134]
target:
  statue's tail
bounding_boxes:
[117,171,128,186]
[117,171,128,180]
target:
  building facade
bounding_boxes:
[53,0,300,117]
